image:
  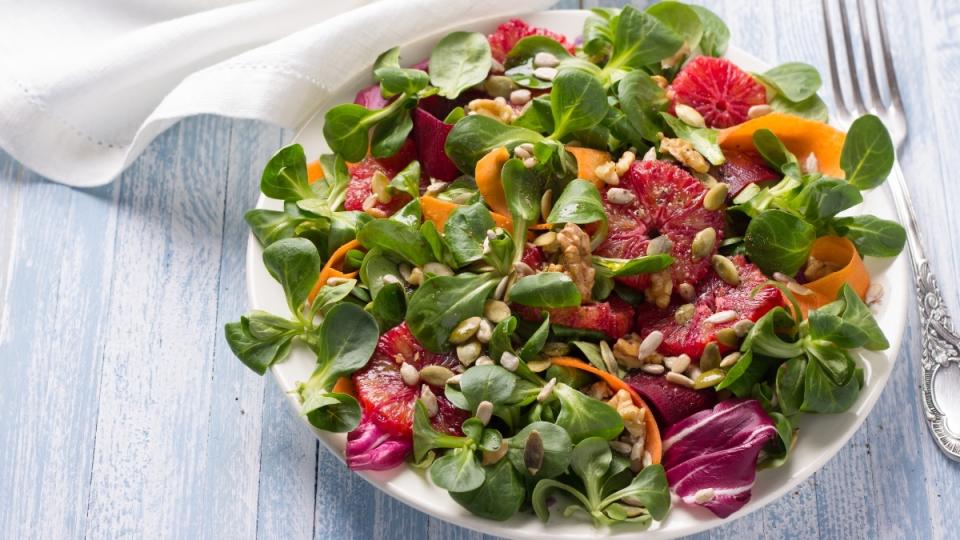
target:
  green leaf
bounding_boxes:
[513,96,554,133]
[413,401,470,461]
[841,114,895,190]
[832,283,889,350]
[371,107,414,158]
[460,365,518,408]
[507,422,573,480]
[807,310,870,349]
[770,93,829,122]
[572,340,607,372]
[262,237,323,313]
[800,355,860,413]
[582,8,618,59]
[805,340,856,386]
[592,254,674,277]
[449,459,525,521]
[309,279,357,315]
[547,179,607,225]
[743,307,803,358]
[388,160,422,199]
[758,412,793,469]
[646,2,703,49]
[505,35,572,68]
[776,356,807,416]
[508,272,582,308]
[608,5,685,71]
[357,219,434,266]
[488,316,518,363]
[444,201,496,267]
[549,69,608,140]
[600,464,671,521]
[245,204,308,247]
[368,282,406,330]
[744,209,816,275]
[660,113,724,165]
[500,157,543,227]
[716,349,767,396]
[444,114,544,173]
[406,273,498,351]
[831,214,906,257]
[429,31,492,99]
[570,436,612,503]
[259,144,313,202]
[518,315,551,362]
[531,478,591,523]
[323,103,374,162]
[430,447,485,492]
[791,178,863,221]
[302,392,361,432]
[301,303,379,393]
[752,128,800,176]
[224,318,294,375]
[375,66,429,97]
[555,384,624,443]
[690,5,729,56]
[618,70,669,143]
[759,62,822,102]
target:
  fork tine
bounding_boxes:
[821,0,851,118]
[873,0,905,110]
[837,0,866,114]
[856,0,884,112]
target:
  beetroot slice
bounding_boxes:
[624,372,717,428]
[412,107,460,181]
[354,83,390,110]
[717,150,780,196]
[514,297,634,340]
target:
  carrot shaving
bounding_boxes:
[565,146,612,188]
[307,160,324,184]
[420,196,512,232]
[718,113,846,178]
[796,236,870,316]
[307,239,361,303]
[332,376,356,396]
[549,357,662,464]
[475,147,511,216]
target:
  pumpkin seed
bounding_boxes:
[475,318,493,344]
[674,303,695,324]
[456,341,481,366]
[677,282,695,301]
[733,319,754,337]
[700,342,721,371]
[483,75,516,98]
[711,254,741,285]
[646,235,673,256]
[423,261,454,276]
[693,369,725,389]
[703,182,728,211]
[599,341,618,372]
[484,299,511,323]
[420,365,455,386]
[715,327,739,347]
[524,430,545,475]
[527,358,553,373]
[449,316,481,344]
[420,385,439,417]
[541,341,569,357]
[691,227,717,260]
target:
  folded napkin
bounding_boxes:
[0,0,555,187]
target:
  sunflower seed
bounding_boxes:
[537,377,558,402]
[694,487,716,503]
[642,146,657,161]
[400,362,419,386]
[513,144,532,159]
[700,342,721,371]
[494,275,510,300]
[641,364,666,375]
[664,354,691,374]
[665,371,694,388]
[787,280,814,296]
[524,430,545,475]
[397,263,413,283]
[456,341,481,366]
[616,151,637,176]
[420,365,455,386]
[541,342,569,357]
[733,319,754,337]
[609,440,632,454]
[475,318,493,344]
[691,227,717,260]
[514,261,535,276]
[476,400,494,425]
[533,66,557,81]
[382,274,402,285]
[533,231,558,251]
[638,331,663,359]
[522,157,538,168]
[747,104,772,119]
[720,352,742,368]
[600,341,618,372]
[534,51,561,68]
[703,182,729,211]
[371,171,392,204]
[540,189,553,219]
[803,152,820,174]
[446,374,462,386]
[449,316,482,344]
[675,104,706,128]
[711,254,741,285]
[607,187,636,205]
[475,355,494,366]
[500,351,520,372]
[484,299,511,323]
[423,262,454,276]
[407,266,424,286]
[715,327,739,347]
[677,282,695,301]
[420,385,439,417]
[705,310,737,324]
[642,451,653,467]
[510,88,532,105]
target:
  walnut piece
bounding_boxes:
[613,333,644,368]
[556,222,595,302]
[606,389,647,440]
[659,137,710,173]
[467,97,516,123]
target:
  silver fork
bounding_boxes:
[823,0,960,461]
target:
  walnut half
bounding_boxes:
[555,223,595,303]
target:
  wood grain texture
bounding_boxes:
[0,2,957,539]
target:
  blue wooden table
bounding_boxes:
[2,1,958,538]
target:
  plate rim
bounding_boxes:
[244,9,909,539]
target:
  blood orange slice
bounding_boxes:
[595,160,724,291]
[487,19,575,63]
[670,56,767,128]
[343,139,419,216]
[515,297,635,340]
[352,323,468,437]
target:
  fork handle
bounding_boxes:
[887,161,960,460]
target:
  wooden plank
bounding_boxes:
[0,160,119,538]
[82,116,231,537]
[198,121,284,539]
[0,151,23,337]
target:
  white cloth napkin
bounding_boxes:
[0,0,556,187]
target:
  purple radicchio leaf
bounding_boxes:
[661,399,778,518]
[345,413,412,471]
[411,106,460,181]
[354,84,391,110]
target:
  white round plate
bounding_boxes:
[247,10,909,539]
